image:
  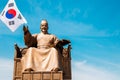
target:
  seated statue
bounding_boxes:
[19,19,70,72]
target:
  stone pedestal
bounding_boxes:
[22,71,63,80]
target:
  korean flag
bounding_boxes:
[0,0,27,32]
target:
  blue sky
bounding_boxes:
[0,0,120,80]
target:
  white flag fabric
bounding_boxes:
[0,0,27,32]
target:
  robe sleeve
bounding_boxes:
[53,35,59,47]
[24,32,37,47]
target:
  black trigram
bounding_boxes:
[8,3,14,7]
[9,21,15,25]
[18,14,22,19]
[1,11,5,16]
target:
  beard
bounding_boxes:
[41,28,48,34]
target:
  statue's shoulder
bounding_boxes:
[48,33,57,37]
[50,34,58,40]
[32,33,38,38]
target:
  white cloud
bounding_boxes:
[72,60,120,80]
[50,20,109,37]
[48,17,119,38]
[50,20,93,35]
[0,58,13,80]
[82,55,120,69]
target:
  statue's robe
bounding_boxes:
[21,32,61,72]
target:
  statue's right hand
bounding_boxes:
[23,25,28,32]
[23,25,29,35]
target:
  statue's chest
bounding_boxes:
[37,35,54,45]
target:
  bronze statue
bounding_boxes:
[21,20,61,72]
[13,19,72,80]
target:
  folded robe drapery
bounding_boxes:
[21,33,61,72]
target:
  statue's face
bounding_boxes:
[40,20,48,34]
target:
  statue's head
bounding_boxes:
[40,19,48,34]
